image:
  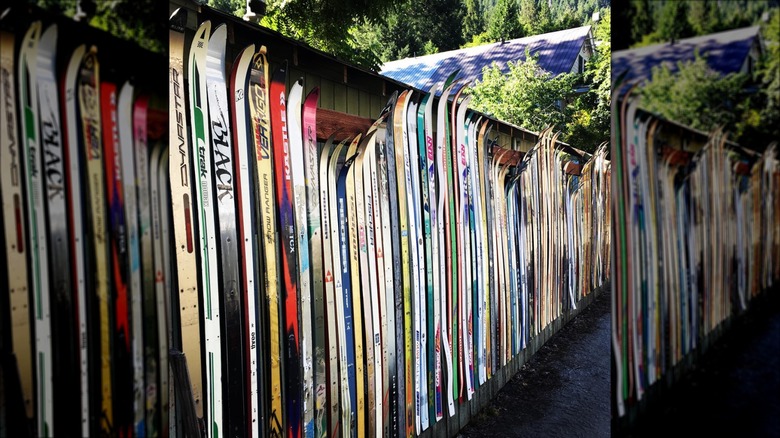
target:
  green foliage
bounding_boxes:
[35,0,165,53]
[486,0,523,42]
[750,8,780,148]
[469,7,611,152]
[463,0,486,44]
[469,55,576,134]
[628,0,778,49]
[258,0,396,69]
[639,55,750,135]
[657,1,694,42]
[630,0,653,43]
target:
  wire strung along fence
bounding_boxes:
[1,4,611,438]
[610,88,780,424]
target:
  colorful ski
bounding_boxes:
[328,138,353,435]
[269,61,302,438]
[101,78,135,438]
[381,89,403,437]
[302,86,327,438]
[247,46,282,437]
[117,80,146,438]
[436,77,459,417]
[286,78,312,438]
[345,133,366,438]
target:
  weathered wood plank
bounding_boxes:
[316,108,373,142]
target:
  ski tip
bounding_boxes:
[170,7,187,31]
[306,86,320,98]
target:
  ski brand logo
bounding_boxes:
[2,67,19,187]
[81,84,101,161]
[109,92,122,185]
[426,135,434,161]
[42,120,64,200]
[250,84,271,161]
[211,113,234,202]
[306,125,316,188]
[171,67,188,187]
[262,174,274,243]
[279,93,290,181]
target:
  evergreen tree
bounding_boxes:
[534,0,554,34]
[486,0,524,42]
[630,0,654,45]
[657,1,694,42]
[463,0,487,43]
[518,0,538,36]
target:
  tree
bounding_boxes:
[486,0,524,42]
[35,0,166,53]
[463,0,486,44]
[518,0,538,36]
[630,0,653,45]
[657,1,693,42]
[750,8,780,149]
[469,55,576,136]
[567,7,611,149]
[256,0,396,68]
[688,0,714,35]
[639,55,750,136]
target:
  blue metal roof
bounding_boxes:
[379,26,592,93]
[612,26,761,83]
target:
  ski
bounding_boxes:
[117,80,146,437]
[247,45,282,437]
[158,147,175,438]
[168,9,204,436]
[101,78,135,437]
[328,137,354,435]
[360,129,384,438]
[75,41,113,436]
[187,19,224,438]
[302,86,327,438]
[373,119,394,438]
[391,90,414,438]
[18,21,54,436]
[353,132,374,438]
[416,86,436,426]
[318,134,342,437]
[61,42,90,436]
[344,132,367,438]
[436,77,459,417]
[286,78,312,438]
[419,83,442,422]
[381,89,403,437]
[269,61,302,438]
[33,24,78,436]
[149,141,170,435]
[454,96,473,400]
[402,96,424,434]
[206,23,247,437]
[229,43,260,437]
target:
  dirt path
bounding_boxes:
[459,288,612,438]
